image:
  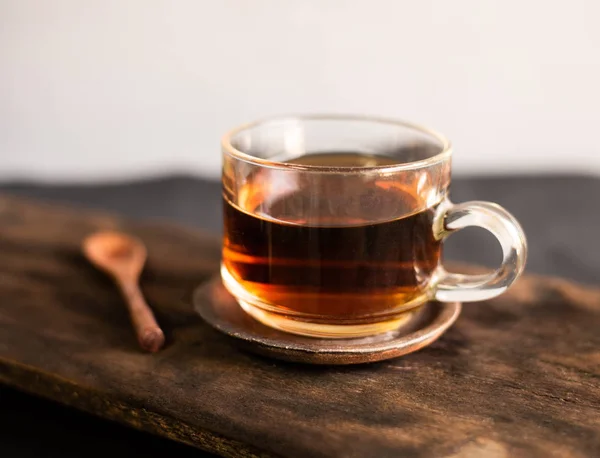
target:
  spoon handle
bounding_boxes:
[117,280,165,353]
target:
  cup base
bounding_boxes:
[237,299,417,339]
[221,264,430,339]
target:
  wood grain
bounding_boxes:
[0,195,599,458]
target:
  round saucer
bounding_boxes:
[193,276,462,365]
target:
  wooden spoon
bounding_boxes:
[83,231,165,353]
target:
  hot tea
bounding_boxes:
[222,152,442,325]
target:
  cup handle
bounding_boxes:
[432,199,528,302]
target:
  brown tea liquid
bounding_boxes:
[222,152,442,325]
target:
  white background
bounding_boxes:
[1,0,599,182]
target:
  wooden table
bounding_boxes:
[0,195,599,457]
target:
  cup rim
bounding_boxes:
[221,114,452,172]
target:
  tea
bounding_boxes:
[222,153,442,325]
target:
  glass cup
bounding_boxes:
[221,115,527,338]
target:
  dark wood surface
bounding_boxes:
[0,194,599,458]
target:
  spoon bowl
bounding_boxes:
[83,231,147,279]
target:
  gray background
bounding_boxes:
[2,1,600,181]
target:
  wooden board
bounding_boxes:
[0,195,599,458]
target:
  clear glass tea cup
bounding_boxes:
[221,115,527,338]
